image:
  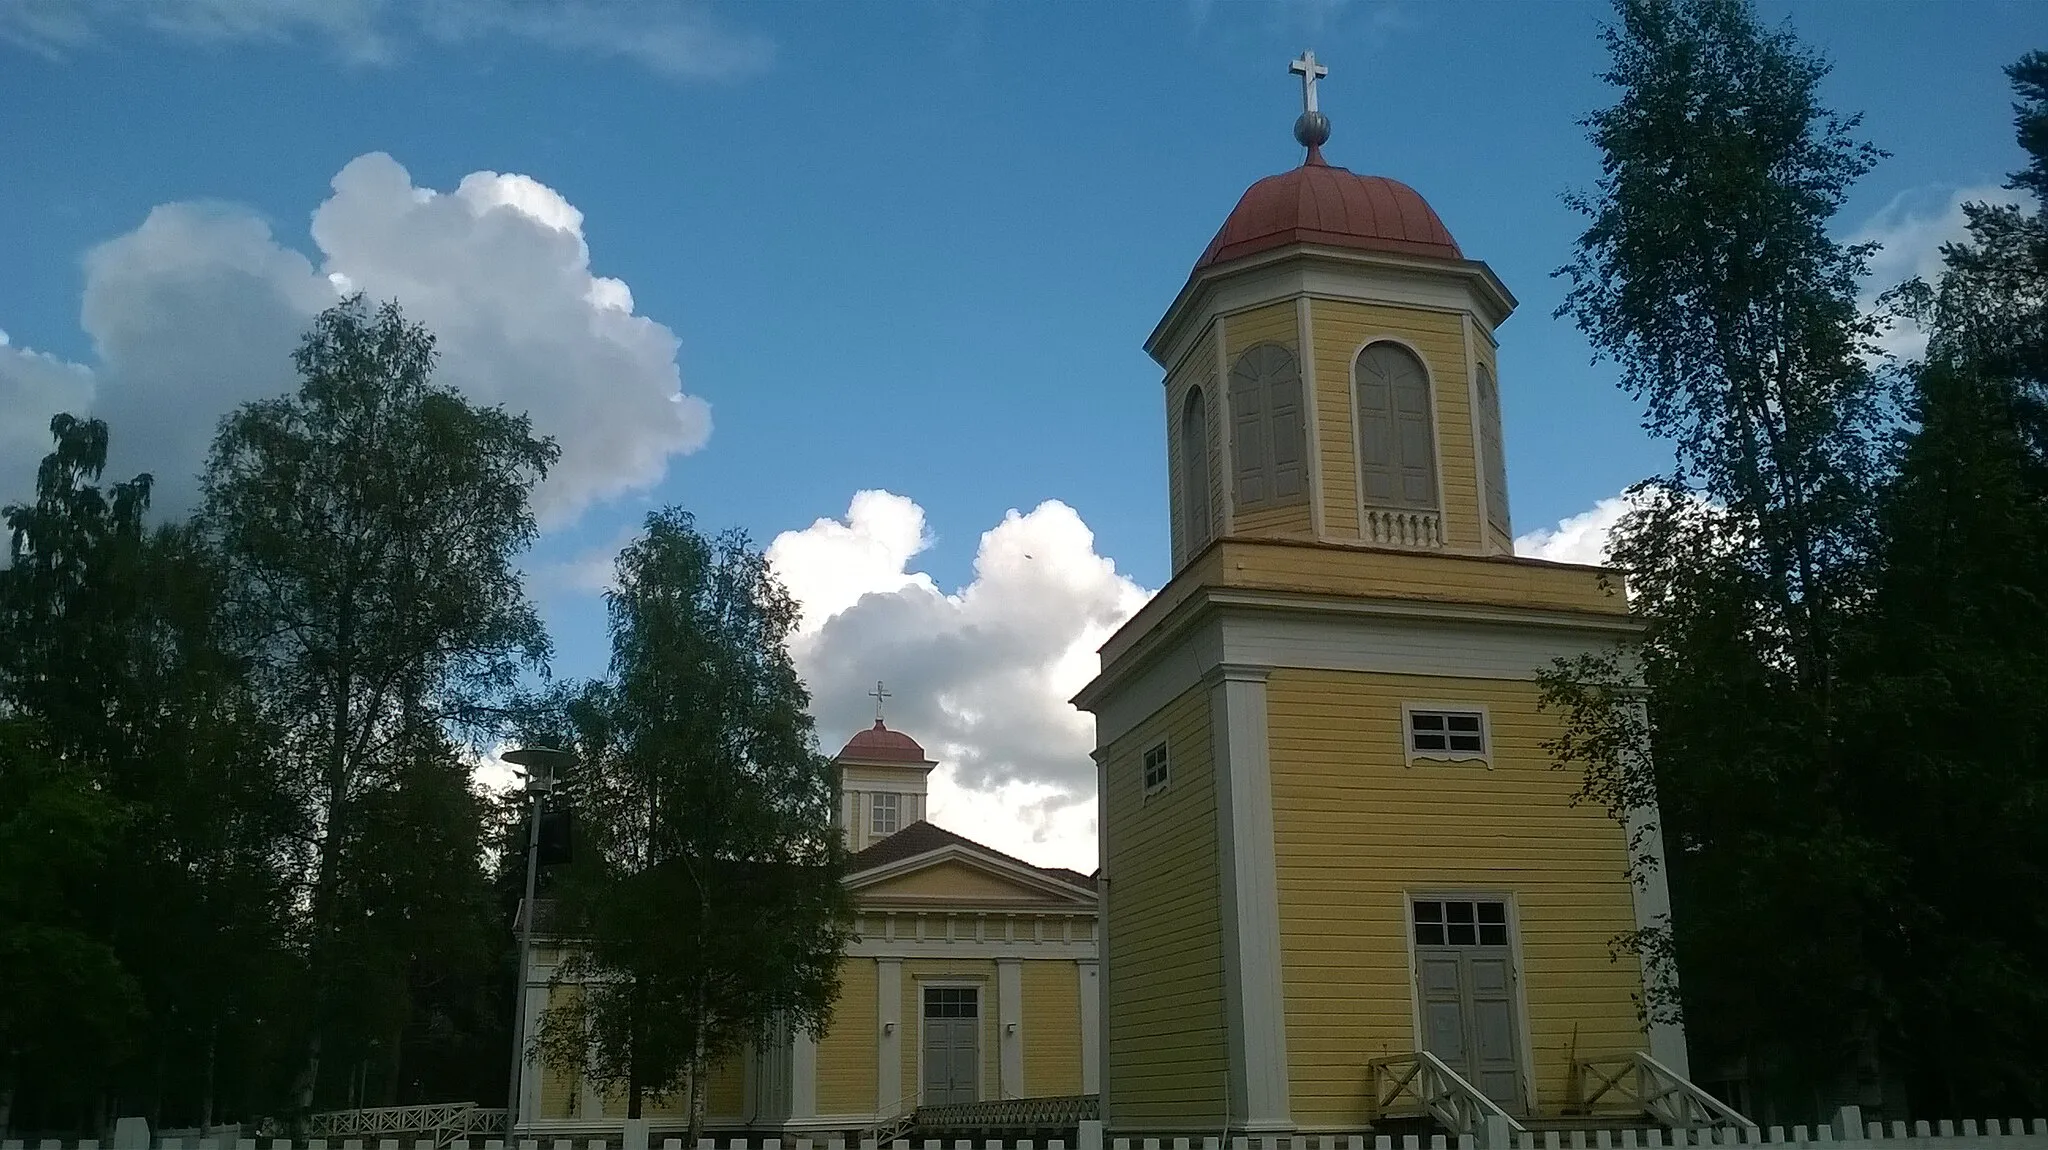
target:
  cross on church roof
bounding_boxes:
[1288,50,1333,160]
[869,680,891,723]
[1290,50,1328,113]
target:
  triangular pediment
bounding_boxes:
[847,842,1096,912]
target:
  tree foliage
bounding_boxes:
[534,510,851,1140]
[0,415,296,1134]
[1549,3,2048,1117]
[1837,51,2048,1113]
[199,295,557,1116]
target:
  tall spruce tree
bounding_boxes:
[1844,53,2048,1113]
[534,510,851,1142]
[200,296,557,1116]
[1546,0,1896,1114]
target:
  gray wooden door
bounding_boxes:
[1414,898,1524,1113]
[921,986,980,1105]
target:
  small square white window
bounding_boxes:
[870,792,900,835]
[1405,706,1489,764]
[1142,741,1171,796]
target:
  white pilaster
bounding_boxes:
[1207,664,1293,1133]
[1091,746,1113,1129]
[739,1038,758,1125]
[578,1031,604,1120]
[1626,795,1691,1078]
[517,963,545,1126]
[877,958,903,1113]
[1077,960,1101,1095]
[790,1028,818,1121]
[997,958,1024,1099]
[1296,294,1325,539]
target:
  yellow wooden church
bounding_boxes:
[1068,52,1691,1137]
[518,50,1720,1144]
[516,718,1101,1139]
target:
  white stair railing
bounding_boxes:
[1368,1051,1528,1138]
[854,1092,921,1145]
[1571,1051,1758,1133]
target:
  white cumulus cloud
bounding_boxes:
[1855,182,2034,362]
[1514,495,1636,567]
[767,491,1153,872]
[1,343,98,506]
[3,152,709,524]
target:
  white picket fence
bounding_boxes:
[16,1113,2048,1150]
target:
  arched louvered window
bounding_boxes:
[1477,364,1510,534]
[1355,341,1439,511]
[1228,343,1307,512]
[1180,386,1212,552]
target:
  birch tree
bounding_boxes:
[200,296,557,1115]
[535,510,851,1142]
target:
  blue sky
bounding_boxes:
[2,0,2040,866]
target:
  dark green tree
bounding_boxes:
[1842,52,2048,1113]
[0,415,298,1135]
[534,510,851,1142]
[199,296,557,1115]
[1547,0,1897,1114]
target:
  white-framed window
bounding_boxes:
[1412,897,1511,947]
[1142,740,1171,797]
[1404,704,1490,765]
[871,791,900,835]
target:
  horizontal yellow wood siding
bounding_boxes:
[1234,502,1312,538]
[1225,300,1299,358]
[818,957,879,1113]
[860,860,1065,903]
[1097,538,1626,678]
[1214,538,1626,617]
[1022,960,1084,1097]
[901,959,1000,1104]
[537,984,579,1118]
[1264,669,1647,1125]
[635,1050,747,1120]
[1311,300,1480,551]
[1103,684,1227,1127]
[1307,299,1359,539]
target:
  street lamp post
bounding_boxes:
[502,746,577,1139]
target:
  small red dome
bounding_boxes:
[837,720,933,765]
[1195,162,1462,272]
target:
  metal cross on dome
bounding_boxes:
[1290,49,1328,114]
[869,680,891,723]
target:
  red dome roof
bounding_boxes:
[837,720,933,765]
[1195,161,1462,271]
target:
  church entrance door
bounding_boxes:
[1412,897,1525,1114]
[921,986,981,1106]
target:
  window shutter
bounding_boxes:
[1181,388,1212,549]
[1357,343,1438,511]
[1355,347,1398,505]
[1478,366,1510,533]
[1267,354,1307,501]
[1391,353,1437,509]
[1231,355,1270,509]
